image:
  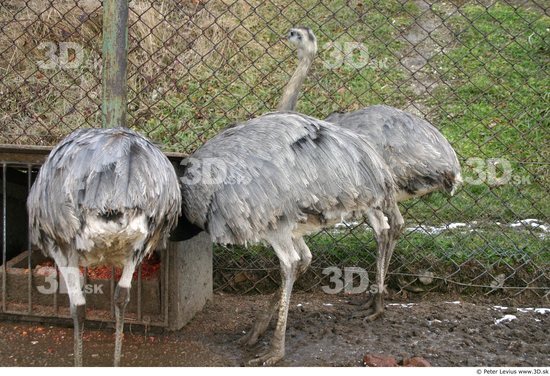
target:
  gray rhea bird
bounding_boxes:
[280,26,462,318]
[171,112,401,365]
[277,27,318,112]
[27,127,181,366]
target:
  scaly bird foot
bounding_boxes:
[363,307,384,323]
[349,294,376,319]
[247,347,285,366]
[238,329,261,347]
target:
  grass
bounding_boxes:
[306,226,548,266]
[140,0,420,152]
[0,0,419,151]
[0,0,236,145]
[1,1,545,221]
[214,223,548,293]
[400,2,549,224]
[209,2,549,294]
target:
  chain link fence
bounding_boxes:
[0,0,548,300]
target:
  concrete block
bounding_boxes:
[167,231,212,330]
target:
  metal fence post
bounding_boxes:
[102,0,129,129]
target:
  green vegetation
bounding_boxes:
[142,1,549,226]
[211,2,549,291]
[142,0,420,152]
[402,3,549,224]
[215,223,548,292]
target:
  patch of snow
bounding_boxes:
[445,301,461,304]
[493,305,508,310]
[322,303,333,307]
[448,223,467,229]
[514,307,549,314]
[495,315,517,324]
[509,219,549,233]
[387,303,415,308]
[406,222,472,235]
[516,308,534,313]
[332,219,549,239]
[407,225,445,235]
[427,319,442,326]
[334,221,361,229]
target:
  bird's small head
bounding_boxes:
[287,26,317,60]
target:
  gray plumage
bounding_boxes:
[174,111,400,365]
[326,105,462,200]
[28,127,181,264]
[278,26,461,201]
[276,26,461,328]
[27,127,181,366]
[181,112,393,244]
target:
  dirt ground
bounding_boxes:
[0,291,548,367]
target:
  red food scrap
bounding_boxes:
[37,253,161,281]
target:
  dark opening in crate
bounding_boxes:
[0,166,35,266]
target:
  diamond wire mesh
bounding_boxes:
[0,0,548,300]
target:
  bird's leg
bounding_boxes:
[247,236,299,366]
[71,304,86,367]
[364,236,389,322]
[294,237,312,276]
[350,208,391,321]
[52,250,86,367]
[362,203,404,323]
[240,237,311,348]
[238,290,280,347]
[114,258,137,367]
[382,202,404,287]
[367,202,404,320]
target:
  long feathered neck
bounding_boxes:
[168,162,205,242]
[277,52,315,111]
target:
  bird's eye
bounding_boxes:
[290,31,296,36]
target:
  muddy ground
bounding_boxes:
[0,291,548,367]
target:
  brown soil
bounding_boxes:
[0,291,548,366]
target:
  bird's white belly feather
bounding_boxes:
[75,213,148,267]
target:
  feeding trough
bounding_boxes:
[2,250,162,318]
[0,147,213,330]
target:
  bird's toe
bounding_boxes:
[247,350,284,366]
[238,330,260,347]
[363,309,384,323]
